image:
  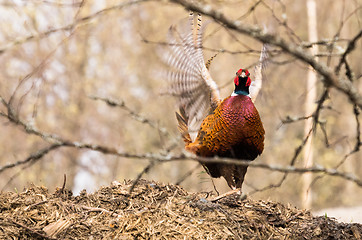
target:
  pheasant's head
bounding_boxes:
[233,69,251,96]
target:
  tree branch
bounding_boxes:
[335,29,362,74]
[89,95,169,137]
[0,144,62,174]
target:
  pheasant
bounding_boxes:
[163,13,266,190]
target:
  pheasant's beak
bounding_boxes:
[240,72,247,78]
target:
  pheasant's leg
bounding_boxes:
[235,165,248,189]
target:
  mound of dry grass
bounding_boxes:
[0,179,361,239]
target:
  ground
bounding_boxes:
[0,179,361,239]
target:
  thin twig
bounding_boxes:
[175,164,200,185]
[80,205,122,218]
[129,161,155,194]
[335,29,362,74]
[0,144,63,174]
[89,95,169,137]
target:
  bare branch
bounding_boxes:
[175,164,200,185]
[280,115,313,125]
[335,29,362,75]
[0,144,62,174]
[353,105,361,151]
[260,0,302,44]
[89,95,169,137]
[128,161,155,194]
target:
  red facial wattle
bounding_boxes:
[234,76,239,86]
[246,76,251,87]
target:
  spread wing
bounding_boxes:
[250,44,269,102]
[161,12,221,141]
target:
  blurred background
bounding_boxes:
[0,0,361,221]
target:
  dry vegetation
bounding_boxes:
[0,0,361,227]
[1,180,361,239]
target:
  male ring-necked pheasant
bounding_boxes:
[162,13,267,190]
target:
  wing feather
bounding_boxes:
[162,12,221,141]
[250,44,269,102]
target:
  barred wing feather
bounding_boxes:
[163,13,220,141]
[250,44,269,102]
